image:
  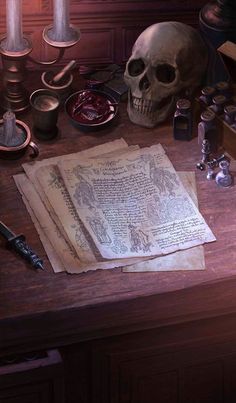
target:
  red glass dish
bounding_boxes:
[65,89,118,131]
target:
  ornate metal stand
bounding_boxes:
[0,25,80,113]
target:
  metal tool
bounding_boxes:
[206,163,215,180]
[0,220,44,270]
[51,60,76,84]
[196,139,211,170]
[207,154,227,169]
[196,136,227,174]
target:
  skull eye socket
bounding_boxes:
[155,64,176,83]
[128,59,145,77]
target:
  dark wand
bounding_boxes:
[0,220,44,270]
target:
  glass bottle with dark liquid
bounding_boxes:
[173,99,192,141]
[198,110,220,154]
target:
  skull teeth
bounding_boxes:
[132,97,154,114]
[131,94,173,116]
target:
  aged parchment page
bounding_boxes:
[22,138,129,253]
[20,193,65,273]
[14,173,79,272]
[15,140,146,273]
[14,140,128,273]
[123,171,205,272]
[59,144,216,259]
[23,138,128,186]
[34,146,150,272]
[36,146,139,263]
[15,172,136,274]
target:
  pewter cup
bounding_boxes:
[30,89,60,140]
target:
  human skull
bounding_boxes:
[124,21,208,128]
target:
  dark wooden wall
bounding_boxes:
[0,0,206,67]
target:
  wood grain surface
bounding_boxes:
[1,71,236,356]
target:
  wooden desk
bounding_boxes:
[1,73,236,402]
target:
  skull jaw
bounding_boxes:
[127,92,176,128]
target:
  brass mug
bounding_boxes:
[30,89,60,140]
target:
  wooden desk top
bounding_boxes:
[1,72,236,355]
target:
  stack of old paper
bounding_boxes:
[13,138,216,274]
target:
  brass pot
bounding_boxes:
[41,70,73,103]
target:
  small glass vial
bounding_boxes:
[215,81,232,100]
[224,104,236,126]
[198,110,219,154]
[209,94,227,115]
[206,163,215,180]
[199,86,216,106]
[215,159,233,187]
[173,99,192,141]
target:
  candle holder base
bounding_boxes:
[43,24,80,48]
[0,36,32,56]
[0,118,39,159]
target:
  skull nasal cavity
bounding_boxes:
[128,59,145,76]
[156,64,176,83]
[139,75,150,91]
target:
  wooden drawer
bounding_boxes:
[0,349,64,403]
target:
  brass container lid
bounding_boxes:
[200,110,216,122]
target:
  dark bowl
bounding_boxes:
[65,89,118,132]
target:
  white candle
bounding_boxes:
[52,0,71,42]
[5,0,24,52]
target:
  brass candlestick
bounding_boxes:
[0,25,80,113]
[0,37,32,113]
